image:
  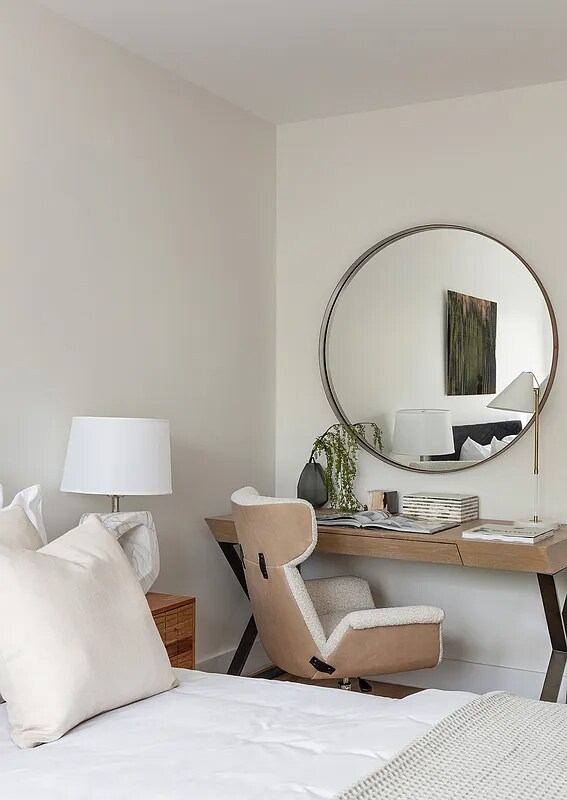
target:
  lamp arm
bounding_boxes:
[533,386,540,523]
[528,371,540,388]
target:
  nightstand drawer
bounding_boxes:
[147,593,196,670]
[163,612,193,644]
[166,638,193,667]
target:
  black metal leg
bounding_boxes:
[218,541,249,597]
[217,540,284,680]
[537,573,567,702]
[227,614,257,675]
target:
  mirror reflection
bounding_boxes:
[325,227,555,472]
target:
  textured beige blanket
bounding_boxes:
[335,692,567,799]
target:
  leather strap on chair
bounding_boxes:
[309,656,336,674]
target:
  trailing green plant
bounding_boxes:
[311,422,383,513]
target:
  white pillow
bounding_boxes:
[80,511,160,594]
[0,516,177,748]
[490,434,517,454]
[4,485,47,544]
[459,437,492,461]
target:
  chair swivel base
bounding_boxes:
[338,677,373,693]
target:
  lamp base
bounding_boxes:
[512,519,559,532]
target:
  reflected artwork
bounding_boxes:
[447,290,497,395]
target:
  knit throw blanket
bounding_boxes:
[334,692,567,800]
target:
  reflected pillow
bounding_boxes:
[490,434,517,454]
[459,437,491,461]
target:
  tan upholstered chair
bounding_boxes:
[231,487,444,690]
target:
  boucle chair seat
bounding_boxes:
[231,487,444,683]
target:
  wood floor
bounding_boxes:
[276,673,421,699]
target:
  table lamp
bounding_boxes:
[61,417,172,593]
[392,409,454,461]
[488,372,556,530]
[61,416,172,512]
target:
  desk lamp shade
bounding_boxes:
[392,409,454,457]
[61,417,172,506]
[487,371,536,414]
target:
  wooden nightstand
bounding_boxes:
[147,592,195,669]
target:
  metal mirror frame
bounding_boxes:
[319,224,559,473]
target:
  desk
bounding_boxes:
[205,515,567,701]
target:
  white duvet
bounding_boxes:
[0,670,475,799]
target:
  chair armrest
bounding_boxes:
[346,605,445,630]
[324,605,445,662]
[306,576,375,616]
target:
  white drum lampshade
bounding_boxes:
[392,409,454,457]
[61,417,172,511]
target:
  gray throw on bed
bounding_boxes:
[334,692,567,800]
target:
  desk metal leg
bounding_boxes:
[218,541,249,598]
[227,614,257,675]
[217,540,284,680]
[537,573,567,702]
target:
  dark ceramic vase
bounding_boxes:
[297,459,328,508]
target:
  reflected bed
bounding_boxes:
[431,419,522,461]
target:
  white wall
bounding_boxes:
[0,1,276,667]
[277,80,567,697]
[329,228,553,459]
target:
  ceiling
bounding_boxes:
[38,0,567,123]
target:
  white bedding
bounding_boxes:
[0,669,476,799]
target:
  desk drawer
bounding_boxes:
[317,531,462,565]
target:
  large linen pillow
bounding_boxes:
[0,506,42,705]
[0,517,177,748]
[4,485,47,544]
[459,437,491,461]
[0,506,43,551]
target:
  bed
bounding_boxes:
[0,669,475,799]
[431,419,522,461]
[3,501,564,798]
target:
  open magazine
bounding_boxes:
[316,510,457,534]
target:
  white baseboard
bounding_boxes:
[375,659,567,702]
[198,645,566,701]
[197,640,269,676]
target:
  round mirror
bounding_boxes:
[319,225,558,473]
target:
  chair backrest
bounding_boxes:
[231,487,327,677]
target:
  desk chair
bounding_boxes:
[231,487,444,691]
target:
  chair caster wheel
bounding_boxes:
[358,677,373,693]
[338,678,352,690]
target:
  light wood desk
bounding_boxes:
[205,515,567,702]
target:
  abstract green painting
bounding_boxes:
[447,290,497,395]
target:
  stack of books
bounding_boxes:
[462,524,556,545]
[402,492,479,523]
